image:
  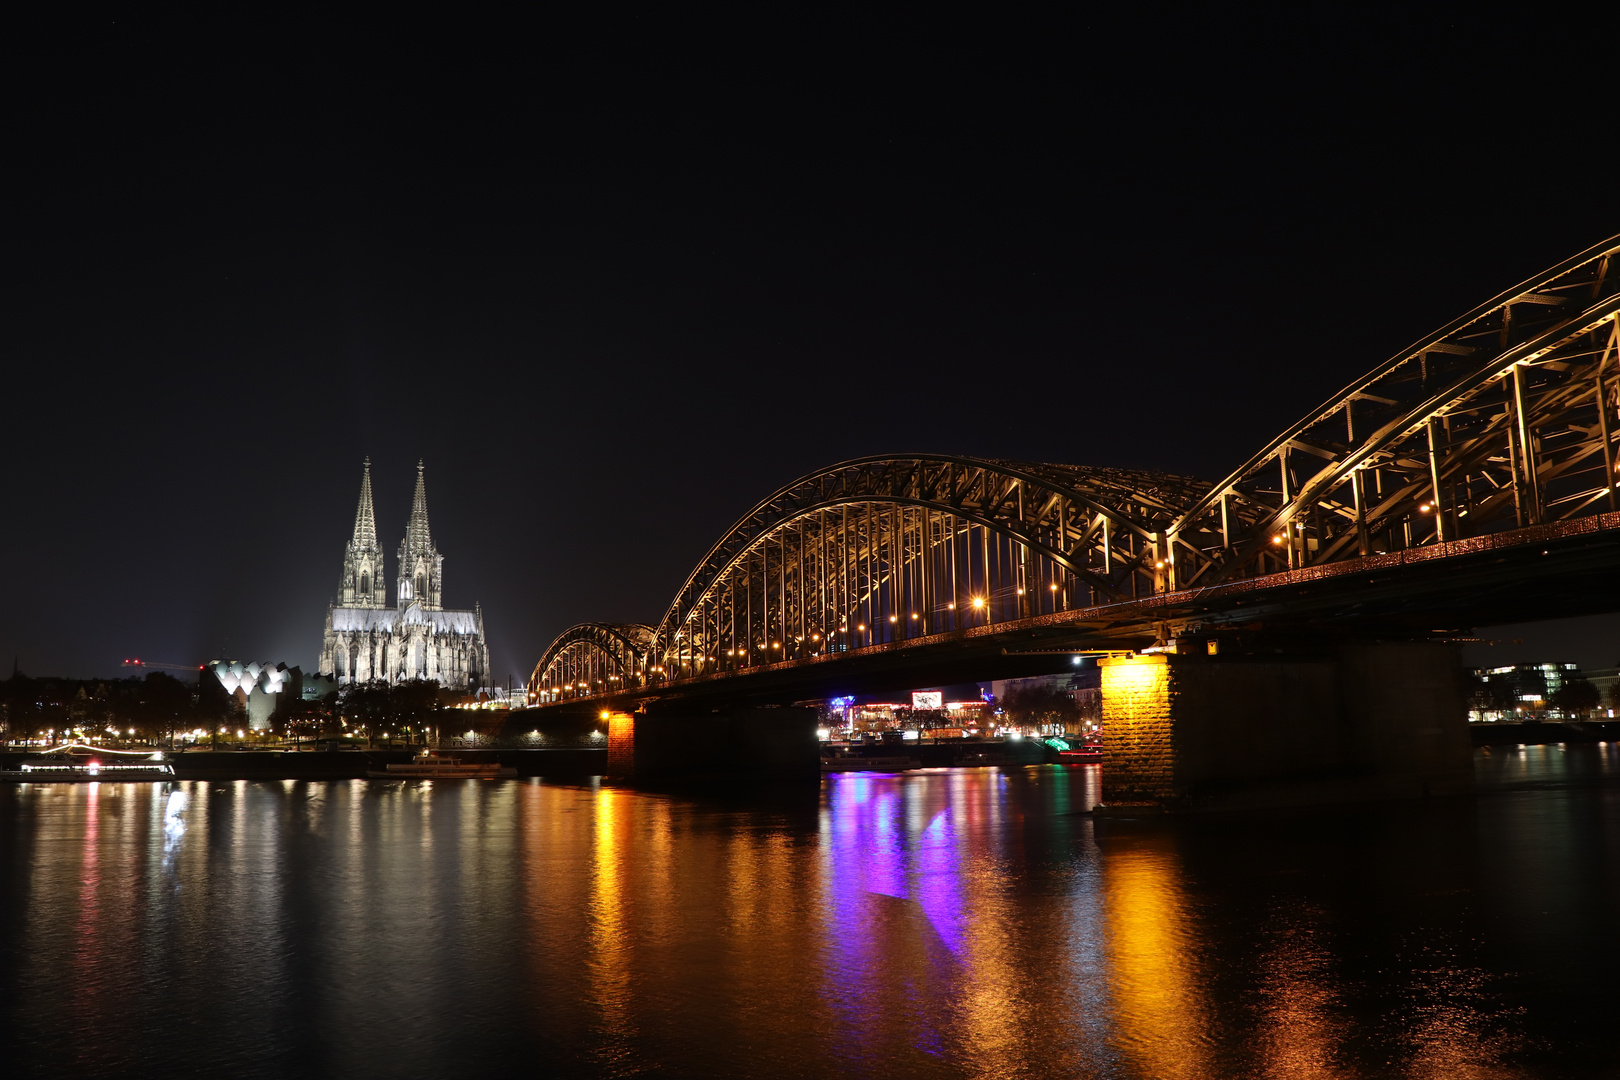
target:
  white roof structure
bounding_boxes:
[208,660,295,696]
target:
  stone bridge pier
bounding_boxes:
[1098,641,1474,812]
[606,705,821,783]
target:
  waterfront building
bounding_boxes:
[203,660,302,731]
[318,460,491,690]
[1470,661,1586,721]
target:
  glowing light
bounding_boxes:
[815,728,830,741]
[971,597,985,609]
[1050,583,1059,590]
[1271,535,1284,544]
[888,615,897,622]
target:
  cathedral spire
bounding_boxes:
[404,459,433,551]
[352,457,378,548]
[397,460,444,610]
[338,458,386,608]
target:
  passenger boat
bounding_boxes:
[819,744,920,772]
[366,751,516,779]
[953,746,1008,767]
[0,745,176,782]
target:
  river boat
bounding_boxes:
[820,744,920,772]
[953,745,1008,767]
[366,751,517,779]
[0,745,176,782]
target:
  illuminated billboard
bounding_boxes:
[911,691,943,710]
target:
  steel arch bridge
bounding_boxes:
[531,622,654,702]
[530,235,1620,705]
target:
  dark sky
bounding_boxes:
[5,7,1618,683]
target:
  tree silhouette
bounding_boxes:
[1550,676,1600,719]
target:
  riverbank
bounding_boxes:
[0,747,607,780]
[1470,719,1620,746]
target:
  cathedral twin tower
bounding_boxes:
[319,459,490,690]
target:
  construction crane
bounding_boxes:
[121,658,203,672]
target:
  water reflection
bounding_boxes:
[3,755,1620,1078]
[161,788,187,873]
[588,784,634,1071]
[1101,836,1211,1080]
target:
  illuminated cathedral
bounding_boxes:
[318,459,490,690]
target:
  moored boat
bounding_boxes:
[367,751,516,779]
[0,745,176,782]
[819,744,920,772]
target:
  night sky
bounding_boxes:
[6,8,1618,684]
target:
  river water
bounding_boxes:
[2,746,1619,1079]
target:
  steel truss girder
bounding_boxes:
[528,622,654,702]
[1173,235,1620,583]
[643,455,1225,683]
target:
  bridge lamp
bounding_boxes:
[911,613,919,620]
[1017,588,1025,595]
[948,602,956,609]
[1272,535,1285,545]
[812,634,821,641]
[889,615,898,622]
[971,597,985,610]
[1050,583,1059,591]
[858,624,866,632]
[1419,504,1432,513]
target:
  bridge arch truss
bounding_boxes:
[529,622,655,703]
[640,455,1245,682]
[1172,235,1620,583]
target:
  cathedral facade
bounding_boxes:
[319,460,491,690]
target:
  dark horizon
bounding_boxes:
[5,9,1618,684]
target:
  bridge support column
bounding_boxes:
[605,711,637,779]
[605,706,820,783]
[1098,642,1474,812]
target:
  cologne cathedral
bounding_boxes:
[319,460,490,690]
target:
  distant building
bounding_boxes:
[302,673,338,701]
[1585,666,1618,719]
[1471,661,1582,721]
[318,459,490,691]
